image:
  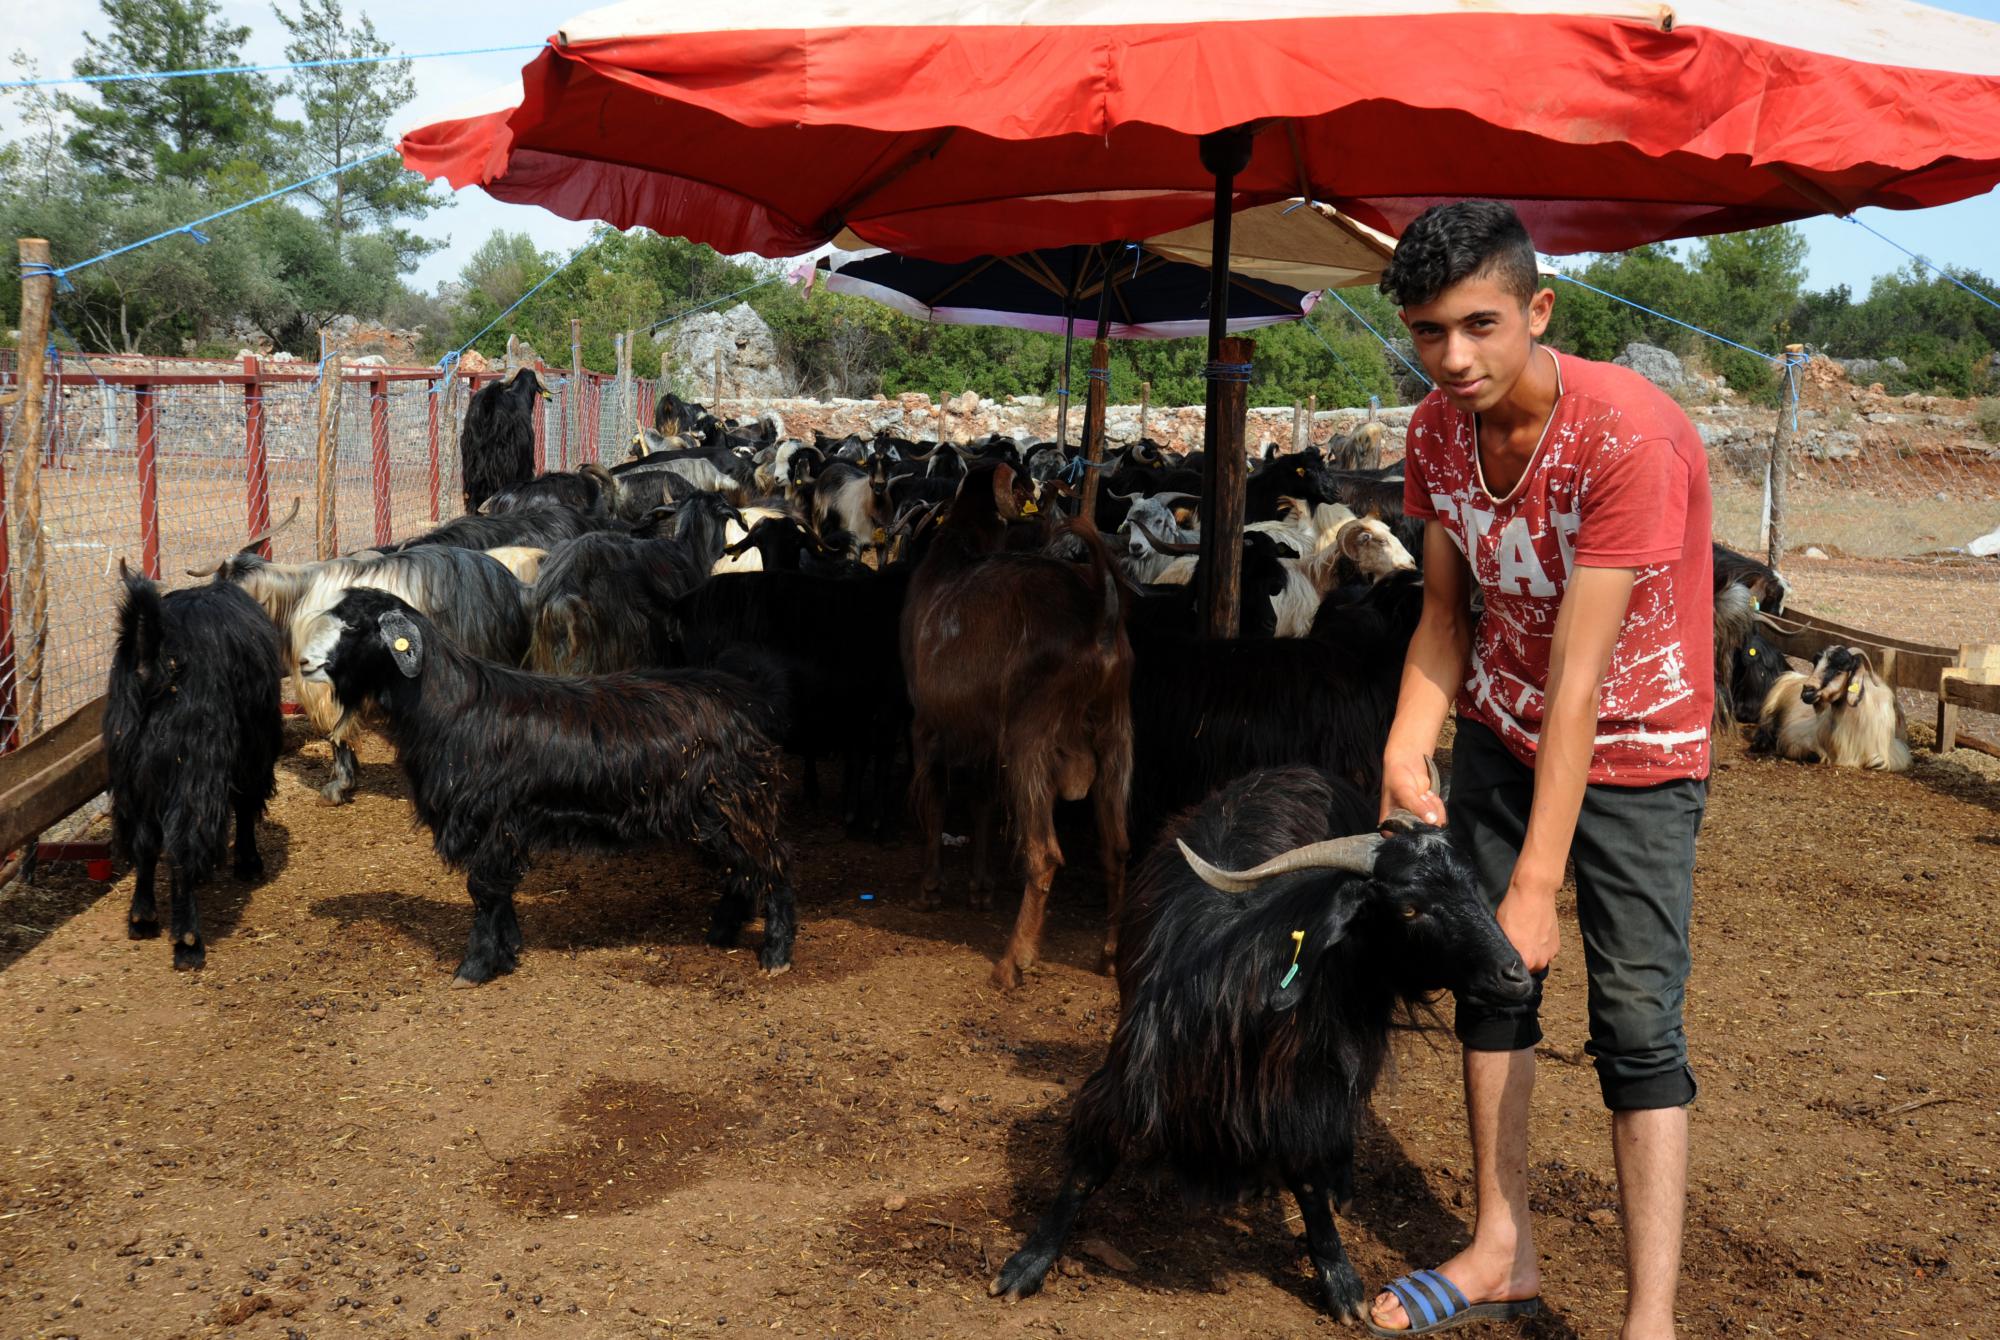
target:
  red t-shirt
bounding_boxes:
[1404,348,1714,785]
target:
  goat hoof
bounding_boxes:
[449,973,484,990]
[316,783,353,806]
[1318,1261,1365,1321]
[990,959,1024,992]
[988,1253,1050,1302]
[128,917,161,940]
[762,961,793,978]
[969,888,995,911]
[172,942,206,971]
[916,889,943,911]
[233,856,265,881]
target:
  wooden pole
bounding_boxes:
[569,318,585,469]
[243,355,273,556]
[617,327,635,464]
[440,369,466,517]
[713,347,723,411]
[1306,393,1318,453]
[425,374,441,523]
[1082,337,1111,523]
[1767,344,1803,570]
[6,238,54,750]
[1138,380,1151,444]
[1292,399,1306,453]
[660,346,672,401]
[1197,127,1255,639]
[937,390,946,445]
[134,383,161,579]
[1201,336,1254,638]
[368,371,392,546]
[313,354,343,559]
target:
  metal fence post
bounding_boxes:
[426,375,442,523]
[244,355,272,557]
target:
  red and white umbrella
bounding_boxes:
[401,0,2000,260]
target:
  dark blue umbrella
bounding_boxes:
[797,242,1317,444]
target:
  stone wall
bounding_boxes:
[708,390,1417,458]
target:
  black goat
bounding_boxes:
[992,766,1531,1318]
[481,462,618,517]
[301,589,796,984]
[382,501,611,555]
[460,369,549,514]
[667,567,911,838]
[104,570,284,970]
[1130,570,1424,839]
[902,463,1133,990]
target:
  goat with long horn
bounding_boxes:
[992,766,1529,1320]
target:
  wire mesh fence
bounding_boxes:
[1,352,631,747]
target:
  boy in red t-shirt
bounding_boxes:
[1366,202,1711,1339]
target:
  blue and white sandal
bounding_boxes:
[1364,1269,1541,1336]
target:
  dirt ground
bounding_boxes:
[1,717,1996,1340]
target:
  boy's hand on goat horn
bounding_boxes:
[1380,750,1445,827]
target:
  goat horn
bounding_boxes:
[1177,833,1385,893]
[1135,519,1202,555]
[242,496,302,552]
[1149,491,1199,506]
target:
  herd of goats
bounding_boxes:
[95,363,1913,1319]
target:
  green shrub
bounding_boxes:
[1973,397,2000,443]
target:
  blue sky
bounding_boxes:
[7,1,2000,296]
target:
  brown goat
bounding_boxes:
[901,464,1135,990]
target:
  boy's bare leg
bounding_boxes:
[1612,1105,1688,1340]
[1370,1047,1541,1330]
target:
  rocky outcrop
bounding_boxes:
[662,303,791,398]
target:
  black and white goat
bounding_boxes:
[1753,644,1911,771]
[204,546,531,803]
[300,589,797,985]
[992,766,1531,1319]
[105,569,284,970]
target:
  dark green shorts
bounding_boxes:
[1448,717,1706,1111]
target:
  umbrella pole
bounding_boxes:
[1080,248,1115,524]
[1058,306,1075,448]
[1196,128,1254,639]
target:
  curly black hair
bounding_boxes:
[1379,200,1539,309]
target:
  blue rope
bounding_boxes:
[1,43,547,90]
[1205,361,1254,383]
[1546,272,1775,359]
[1845,216,2000,316]
[645,274,785,334]
[31,149,398,288]
[442,238,598,367]
[1324,289,1433,388]
[1299,313,1361,381]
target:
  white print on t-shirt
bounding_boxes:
[1407,351,1712,782]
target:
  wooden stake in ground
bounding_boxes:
[618,327,635,455]
[314,354,344,559]
[569,318,586,465]
[1766,344,1803,569]
[1138,381,1151,443]
[7,238,54,749]
[1292,399,1306,453]
[440,367,466,515]
[713,348,724,411]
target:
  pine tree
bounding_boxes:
[273,0,439,264]
[63,0,279,186]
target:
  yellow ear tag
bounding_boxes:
[872,527,888,545]
[393,637,411,652]
[1847,682,1861,702]
[1022,500,1039,516]
[1280,930,1305,990]
[1746,647,1758,657]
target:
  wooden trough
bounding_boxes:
[1764,608,2000,758]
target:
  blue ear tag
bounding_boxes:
[1280,929,1305,989]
